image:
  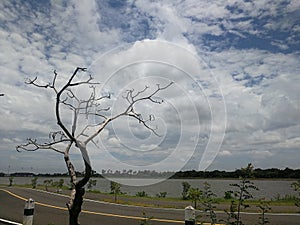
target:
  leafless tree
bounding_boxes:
[16,67,172,225]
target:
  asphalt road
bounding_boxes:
[0,187,299,225]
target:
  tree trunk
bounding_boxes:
[69,187,85,225]
[65,142,92,225]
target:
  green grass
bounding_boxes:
[1,183,298,212]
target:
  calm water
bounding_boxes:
[0,177,297,200]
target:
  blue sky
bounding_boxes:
[0,0,299,174]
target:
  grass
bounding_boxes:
[1,183,298,213]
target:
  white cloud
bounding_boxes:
[286,0,300,12]
[219,150,232,156]
[0,0,299,173]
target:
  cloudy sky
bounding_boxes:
[0,0,299,175]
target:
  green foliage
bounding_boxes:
[292,180,300,192]
[156,192,167,198]
[273,193,298,201]
[136,191,148,197]
[201,182,217,224]
[172,167,300,179]
[224,191,233,199]
[291,180,300,208]
[43,179,53,191]
[223,200,238,225]
[53,179,64,192]
[8,176,14,186]
[182,181,191,200]
[110,181,121,202]
[256,199,271,225]
[223,163,259,225]
[31,177,38,189]
[188,187,202,209]
[87,179,97,190]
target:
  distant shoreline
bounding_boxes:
[2,167,299,179]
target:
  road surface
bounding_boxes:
[0,187,299,225]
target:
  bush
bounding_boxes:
[136,191,148,197]
[224,191,233,199]
[156,192,167,198]
[8,176,14,186]
[182,181,191,200]
[31,177,38,189]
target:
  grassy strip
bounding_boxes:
[1,184,298,212]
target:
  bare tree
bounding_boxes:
[16,67,172,225]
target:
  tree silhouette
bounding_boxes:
[16,67,172,225]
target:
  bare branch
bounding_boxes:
[60,97,77,111]
[49,70,58,90]
[25,77,51,88]
[84,82,173,144]
[132,85,149,99]
[55,67,87,141]
[16,138,70,154]
[69,73,100,87]
[19,66,173,224]
[49,131,67,141]
[128,113,161,136]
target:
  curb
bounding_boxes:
[0,218,22,225]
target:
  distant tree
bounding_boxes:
[31,177,38,189]
[53,179,64,193]
[43,179,53,191]
[223,200,238,225]
[224,191,233,199]
[225,163,259,225]
[156,192,167,198]
[256,199,271,225]
[291,180,300,209]
[188,187,202,209]
[182,181,191,200]
[87,179,97,190]
[16,67,172,225]
[201,182,217,224]
[136,191,148,197]
[8,176,14,186]
[110,181,121,202]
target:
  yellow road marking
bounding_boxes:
[0,188,67,211]
[0,188,223,224]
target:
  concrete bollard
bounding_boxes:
[185,205,196,225]
[23,198,35,225]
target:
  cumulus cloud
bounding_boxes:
[0,0,299,173]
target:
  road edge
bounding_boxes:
[0,218,22,225]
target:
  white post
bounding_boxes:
[23,198,35,225]
[185,205,196,225]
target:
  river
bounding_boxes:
[0,177,297,200]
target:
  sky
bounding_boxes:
[0,0,299,175]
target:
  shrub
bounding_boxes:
[188,187,202,209]
[224,191,233,199]
[136,191,148,197]
[182,181,191,200]
[156,192,167,198]
[31,177,38,189]
[8,176,14,186]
